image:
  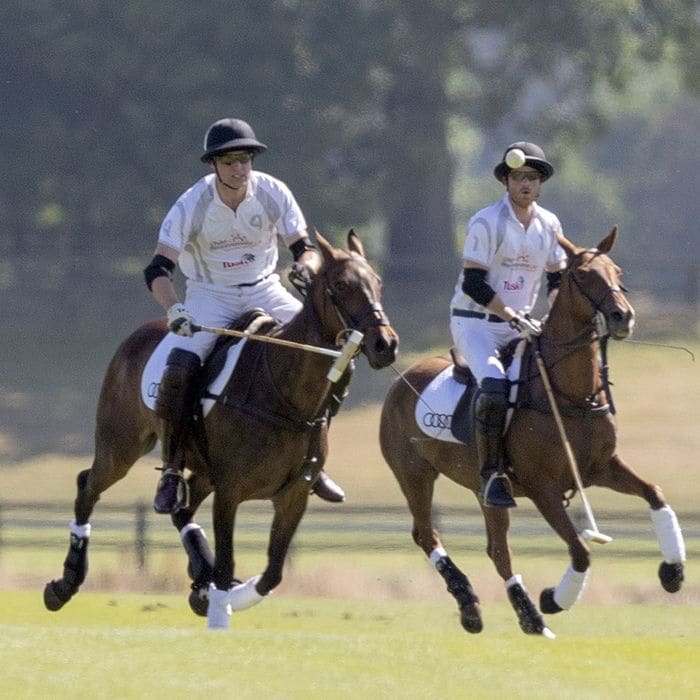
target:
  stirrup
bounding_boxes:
[153,467,190,514]
[481,471,517,509]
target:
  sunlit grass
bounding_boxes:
[1,592,699,700]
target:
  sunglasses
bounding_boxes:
[215,152,254,165]
[509,170,541,182]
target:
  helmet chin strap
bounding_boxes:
[212,162,244,191]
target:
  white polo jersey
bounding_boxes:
[450,195,566,315]
[158,171,306,286]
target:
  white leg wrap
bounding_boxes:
[69,520,91,539]
[553,565,589,610]
[429,547,448,566]
[505,574,524,589]
[229,575,267,611]
[651,506,686,564]
[207,586,232,630]
[179,522,205,542]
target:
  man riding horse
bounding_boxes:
[449,142,567,508]
[144,117,346,513]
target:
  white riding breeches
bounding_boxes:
[450,315,520,385]
[168,274,302,360]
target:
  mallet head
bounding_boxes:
[581,529,613,544]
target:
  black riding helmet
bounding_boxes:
[494,141,554,182]
[201,118,267,162]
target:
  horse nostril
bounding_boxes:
[371,334,398,361]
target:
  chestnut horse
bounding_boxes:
[45,231,398,629]
[380,228,685,637]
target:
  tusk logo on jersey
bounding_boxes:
[223,253,256,269]
[503,276,525,292]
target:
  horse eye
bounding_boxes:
[334,280,348,293]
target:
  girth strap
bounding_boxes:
[202,390,325,434]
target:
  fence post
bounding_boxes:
[135,502,148,571]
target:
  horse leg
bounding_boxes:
[170,472,221,617]
[389,455,482,632]
[207,489,240,630]
[481,504,554,637]
[256,489,310,596]
[526,487,592,616]
[592,453,686,593]
[44,432,152,611]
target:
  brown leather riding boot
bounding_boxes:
[153,349,201,514]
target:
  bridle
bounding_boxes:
[305,260,392,347]
[567,250,627,316]
[533,251,629,412]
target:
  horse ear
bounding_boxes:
[597,226,618,253]
[314,230,337,265]
[347,229,366,258]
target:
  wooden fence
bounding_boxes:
[1,501,697,571]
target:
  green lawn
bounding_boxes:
[2,591,699,700]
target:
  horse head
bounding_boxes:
[555,226,635,340]
[309,229,399,368]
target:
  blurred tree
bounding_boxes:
[1,0,698,458]
[0,0,697,318]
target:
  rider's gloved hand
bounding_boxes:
[508,313,542,340]
[288,262,313,295]
[167,303,196,337]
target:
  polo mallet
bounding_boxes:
[191,323,345,358]
[533,347,612,544]
[326,330,363,383]
[192,323,363,384]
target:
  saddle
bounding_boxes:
[448,340,520,444]
[200,309,280,389]
[186,309,281,462]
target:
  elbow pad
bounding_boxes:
[144,254,176,291]
[461,268,496,307]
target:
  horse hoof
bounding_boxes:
[539,587,564,615]
[189,578,243,616]
[459,603,483,633]
[43,580,71,611]
[189,586,209,617]
[659,562,684,593]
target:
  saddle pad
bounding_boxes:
[415,340,526,444]
[414,365,465,444]
[140,334,248,418]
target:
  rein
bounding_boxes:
[205,258,380,449]
[524,332,613,416]
[521,259,624,414]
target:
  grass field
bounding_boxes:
[0,341,698,697]
[2,591,699,700]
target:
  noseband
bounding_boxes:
[568,252,627,316]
